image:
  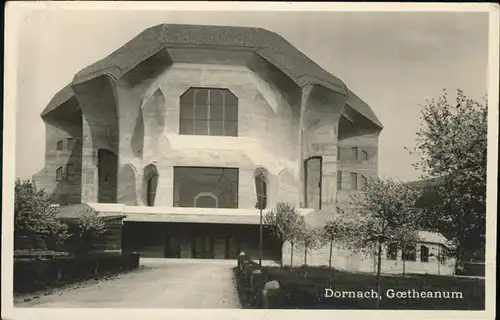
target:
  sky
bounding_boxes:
[13,8,489,182]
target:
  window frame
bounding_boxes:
[350,172,358,190]
[173,166,239,209]
[56,166,64,182]
[179,87,238,137]
[386,243,398,260]
[361,150,369,161]
[420,245,430,263]
[56,140,63,151]
[337,170,342,190]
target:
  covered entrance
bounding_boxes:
[123,221,281,261]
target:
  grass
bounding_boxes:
[236,265,485,310]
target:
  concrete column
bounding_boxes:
[81,115,98,202]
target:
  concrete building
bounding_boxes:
[34,23,387,262]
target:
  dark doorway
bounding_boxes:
[98,149,118,203]
[304,156,322,209]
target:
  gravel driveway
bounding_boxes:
[16,258,242,308]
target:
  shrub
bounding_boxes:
[14,179,70,250]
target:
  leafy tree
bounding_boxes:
[14,179,70,250]
[296,224,323,282]
[75,205,107,254]
[409,89,487,265]
[338,177,421,308]
[264,201,304,270]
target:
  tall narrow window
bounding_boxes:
[254,168,268,209]
[304,157,322,209]
[67,138,75,151]
[56,166,63,182]
[350,172,358,190]
[351,147,358,160]
[337,171,342,190]
[361,150,369,161]
[179,88,238,136]
[360,175,368,189]
[146,174,158,207]
[337,147,341,161]
[56,140,63,151]
[387,243,398,260]
[420,245,430,262]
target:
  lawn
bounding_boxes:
[237,266,485,310]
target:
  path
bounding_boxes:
[16,258,242,308]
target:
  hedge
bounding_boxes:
[14,252,140,294]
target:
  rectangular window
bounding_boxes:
[387,244,398,260]
[360,175,368,189]
[337,147,341,161]
[179,88,238,137]
[337,171,342,190]
[361,150,369,161]
[350,172,358,190]
[420,245,430,262]
[56,140,63,151]
[402,246,417,261]
[173,167,239,208]
[352,147,358,160]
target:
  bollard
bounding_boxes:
[250,269,264,294]
[238,252,246,272]
[261,280,281,309]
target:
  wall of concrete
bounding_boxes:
[282,241,455,276]
[33,100,83,204]
[113,63,305,209]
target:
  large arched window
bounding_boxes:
[254,167,268,209]
[179,88,238,136]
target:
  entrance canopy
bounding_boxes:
[81,203,315,225]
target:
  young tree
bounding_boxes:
[75,205,107,254]
[323,215,349,287]
[264,201,304,270]
[339,177,422,308]
[14,179,70,250]
[296,224,323,283]
[409,89,487,265]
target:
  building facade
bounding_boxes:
[34,24,384,261]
